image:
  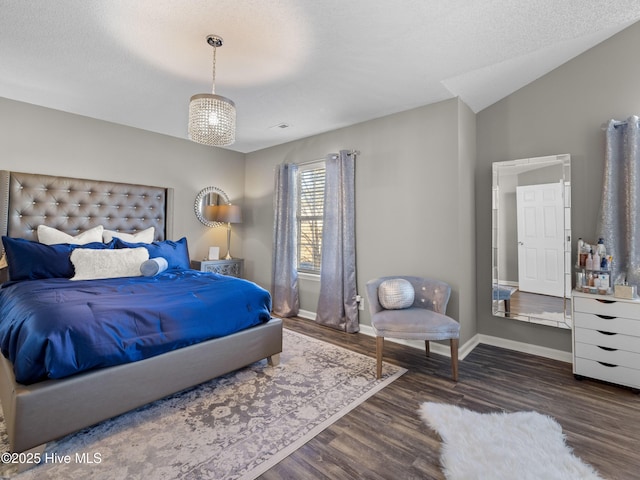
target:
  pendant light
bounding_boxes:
[188,35,236,146]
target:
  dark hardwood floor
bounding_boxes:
[260,317,640,480]
[509,290,569,316]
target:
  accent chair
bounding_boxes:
[366,275,460,381]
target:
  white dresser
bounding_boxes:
[572,290,640,389]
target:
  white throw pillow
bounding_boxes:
[38,225,104,245]
[378,278,415,310]
[70,247,149,281]
[140,257,168,277]
[103,226,155,243]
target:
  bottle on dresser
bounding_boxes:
[596,238,606,258]
[593,250,601,272]
[585,250,593,270]
[577,238,590,267]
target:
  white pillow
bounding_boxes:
[140,257,168,277]
[103,227,155,243]
[70,247,149,281]
[378,278,415,310]
[38,225,104,245]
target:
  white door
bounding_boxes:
[516,182,564,297]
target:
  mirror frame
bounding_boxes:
[194,186,230,228]
[492,154,572,329]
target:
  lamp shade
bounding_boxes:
[188,93,236,146]
[212,204,242,224]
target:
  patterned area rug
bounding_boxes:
[419,402,603,480]
[0,329,405,479]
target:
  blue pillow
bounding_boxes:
[1,236,115,281]
[114,237,190,270]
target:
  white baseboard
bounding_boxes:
[358,324,477,360]
[360,326,571,363]
[318,320,572,364]
[473,333,572,363]
[298,309,316,321]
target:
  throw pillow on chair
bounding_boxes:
[378,278,415,309]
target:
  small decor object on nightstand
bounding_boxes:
[208,246,220,260]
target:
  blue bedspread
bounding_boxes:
[0,270,272,384]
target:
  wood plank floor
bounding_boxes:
[260,317,640,480]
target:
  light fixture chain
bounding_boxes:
[211,43,217,94]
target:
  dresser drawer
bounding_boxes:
[573,296,640,320]
[574,342,640,369]
[574,358,640,389]
[574,327,640,353]
[573,311,640,336]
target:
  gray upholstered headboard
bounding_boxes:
[0,170,174,253]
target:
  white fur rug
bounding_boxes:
[419,403,603,480]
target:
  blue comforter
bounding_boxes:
[0,270,272,384]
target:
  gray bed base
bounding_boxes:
[0,317,282,454]
[0,170,283,459]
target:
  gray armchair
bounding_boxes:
[366,276,460,381]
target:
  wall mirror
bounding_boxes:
[492,154,572,329]
[194,186,230,228]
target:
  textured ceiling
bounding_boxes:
[2,1,640,153]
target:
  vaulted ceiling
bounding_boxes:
[2,1,640,153]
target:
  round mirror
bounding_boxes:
[194,186,230,228]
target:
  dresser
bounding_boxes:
[572,290,640,389]
[191,259,244,278]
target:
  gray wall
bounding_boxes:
[4,20,639,354]
[0,97,246,263]
[244,98,477,344]
[476,21,640,351]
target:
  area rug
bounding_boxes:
[418,402,603,480]
[0,329,405,480]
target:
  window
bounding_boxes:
[297,162,325,274]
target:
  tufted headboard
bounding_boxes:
[0,171,174,254]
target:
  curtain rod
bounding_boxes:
[601,119,640,130]
[290,150,360,167]
[602,120,627,130]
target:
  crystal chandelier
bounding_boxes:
[188,35,236,146]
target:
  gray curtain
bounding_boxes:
[272,163,299,317]
[597,116,640,285]
[316,150,358,333]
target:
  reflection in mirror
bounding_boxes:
[194,186,230,228]
[492,154,572,329]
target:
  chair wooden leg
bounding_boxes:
[376,336,384,379]
[424,340,430,357]
[450,338,459,381]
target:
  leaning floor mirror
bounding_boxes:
[492,154,572,329]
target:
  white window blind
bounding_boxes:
[297,162,325,274]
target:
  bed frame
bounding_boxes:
[0,170,282,457]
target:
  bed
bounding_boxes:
[0,170,282,459]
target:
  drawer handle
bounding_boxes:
[596,315,616,320]
[597,346,618,352]
[597,361,618,368]
[596,299,616,304]
[596,330,617,336]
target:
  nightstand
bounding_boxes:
[191,259,244,278]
